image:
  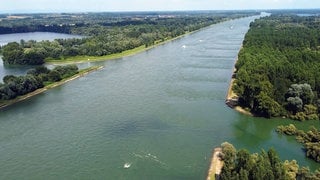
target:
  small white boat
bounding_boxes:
[123,163,131,169]
[182,45,186,48]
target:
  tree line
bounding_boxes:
[0,11,259,34]
[219,142,320,180]
[0,65,78,101]
[0,12,259,65]
[233,14,320,120]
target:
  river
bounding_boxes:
[0,16,319,179]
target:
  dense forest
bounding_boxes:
[219,142,320,180]
[233,14,320,120]
[0,11,258,65]
[0,65,78,101]
[0,11,258,34]
[277,124,320,163]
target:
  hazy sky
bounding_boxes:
[1,0,319,13]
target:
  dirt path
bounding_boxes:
[207,147,223,180]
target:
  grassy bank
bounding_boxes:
[45,29,204,65]
[47,16,255,65]
[0,65,103,109]
[46,45,147,64]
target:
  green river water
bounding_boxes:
[0,16,319,179]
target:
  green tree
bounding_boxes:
[283,160,299,180]
[221,142,237,167]
[239,168,249,180]
[48,70,62,82]
[287,96,303,113]
[23,48,45,65]
[236,149,252,172]
[286,84,314,105]
[255,92,282,117]
[267,148,285,179]
[2,42,24,64]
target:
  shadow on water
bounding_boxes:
[106,116,172,138]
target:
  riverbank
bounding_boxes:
[45,29,204,65]
[207,147,224,180]
[225,59,253,116]
[0,65,103,110]
[45,16,245,65]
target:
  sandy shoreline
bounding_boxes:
[0,66,103,110]
[207,147,224,180]
[225,56,253,116]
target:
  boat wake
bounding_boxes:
[132,152,166,166]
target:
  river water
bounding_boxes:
[0,16,319,179]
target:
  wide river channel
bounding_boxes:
[0,16,319,179]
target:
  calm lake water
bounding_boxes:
[0,32,83,79]
[0,16,319,179]
[0,32,83,46]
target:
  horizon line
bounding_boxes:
[1,8,319,15]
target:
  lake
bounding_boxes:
[0,32,83,46]
[0,16,319,179]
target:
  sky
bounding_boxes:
[1,0,319,13]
